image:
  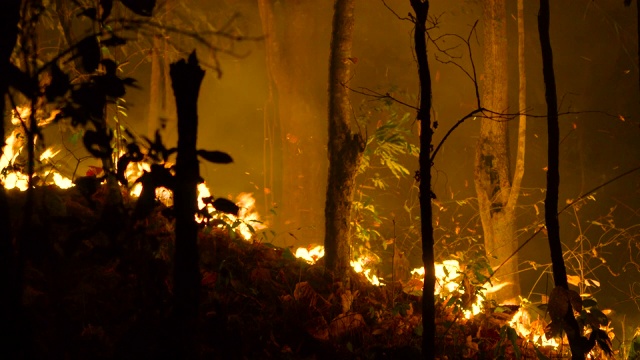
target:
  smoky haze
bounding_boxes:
[121,0,640,329]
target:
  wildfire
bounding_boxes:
[1,107,74,190]
[508,305,560,349]
[409,260,511,319]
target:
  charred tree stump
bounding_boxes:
[169,51,205,359]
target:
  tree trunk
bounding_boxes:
[409,1,436,358]
[257,0,328,246]
[169,51,205,360]
[474,0,521,303]
[1,3,26,357]
[148,35,162,138]
[324,0,363,276]
[538,3,586,359]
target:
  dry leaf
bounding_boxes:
[340,290,359,314]
[329,313,365,339]
[305,316,329,341]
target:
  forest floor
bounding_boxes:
[6,184,622,359]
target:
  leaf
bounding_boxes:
[591,329,613,356]
[75,36,101,73]
[119,0,156,16]
[100,0,113,21]
[78,7,98,20]
[45,63,70,101]
[212,198,240,216]
[95,74,126,98]
[197,150,233,164]
[581,298,597,308]
[101,35,128,47]
[534,346,551,360]
[83,130,112,159]
[116,154,132,185]
[506,326,521,359]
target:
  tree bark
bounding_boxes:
[169,51,205,360]
[474,0,521,303]
[257,0,328,246]
[409,1,436,358]
[538,3,586,359]
[324,0,363,275]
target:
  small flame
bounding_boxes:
[509,307,560,349]
[295,245,325,264]
[292,245,384,286]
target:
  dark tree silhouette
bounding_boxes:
[409,1,436,359]
[538,2,587,359]
[169,51,206,359]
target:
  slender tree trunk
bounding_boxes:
[169,51,204,360]
[1,3,25,357]
[409,1,436,358]
[538,3,585,359]
[324,0,363,275]
[148,35,162,138]
[474,0,521,303]
[257,0,328,246]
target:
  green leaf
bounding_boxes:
[534,346,551,360]
[507,326,521,359]
[282,248,295,261]
[197,150,233,164]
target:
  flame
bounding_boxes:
[292,245,384,286]
[409,261,508,319]
[295,245,325,264]
[508,306,560,349]
[351,255,384,286]
[2,107,74,191]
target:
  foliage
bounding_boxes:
[351,99,419,269]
